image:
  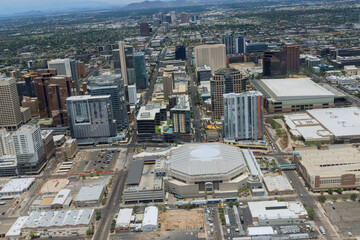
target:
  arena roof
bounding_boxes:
[169,143,246,176]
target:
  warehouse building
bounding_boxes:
[166,143,248,197]
[252,78,335,113]
[74,185,104,207]
[115,208,133,232]
[263,175,294,196]
[294,145,360,191]
[248,200,307,225]
[142,206,158,232]
[0,178,35,196]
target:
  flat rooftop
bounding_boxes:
[248,200,307,220]
[125,164,163,191]
[74,185,103,202]
[263,175,293,192]
[296,145,360,178]
[0,178,35,195]
[255,78,334,101]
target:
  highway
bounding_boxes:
[186,47,202,142]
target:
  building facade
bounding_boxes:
[285,43,300,73]
[222,32,234,54]
[263,50,287,77]
[235,35,246,54]
[223,91,263,141]
[134,52,148,89]
[210,68,247,120]
[140,22,150,36]
[195,44,226,74]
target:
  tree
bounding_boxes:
[82,175,86,180]
[320,190,325,195]
[30,231,35,239]
[342,195,348,201]
[96,211,101,220]
[350,193,358,201]
[327,188,333,195]
[305,207,315,220]
[336,187,343,194]
[332,196,338,201]
[317,195,326,203]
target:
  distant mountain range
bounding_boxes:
[123,0,202,10]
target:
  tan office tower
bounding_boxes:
[163,72,174,100]
[118,41,128,85]
[285,43,300,73]
[210,68,246,120]
[0,77,23,131]
[195,44,226,74]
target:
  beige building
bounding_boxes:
[195,44,226,74]
[210,68,246,120]
[22,96,39,117]
[20,107,31,123]
[294,145,360,191]
[162,71,173,100]
[59,139,78,160]
[0,77,23,131]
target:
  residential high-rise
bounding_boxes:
[235,35,246,54]
[263,50,287,77]
[0,128,17,177]
[0,77,23,131]
[0,128,15,156]
[67,95,117,142]
[222,32,234,55]
[171,95,191,134]
[180,12,187,23]
[70,58,80,93]
[210,68,247,120]
[87,73,128,130]
[34,72,73,126]
[195,44,226,74]
[223,91,263,141]
[175,44,186,61]
[140,22,150,36]
[163,71,174,100]
[12,125,46,175]
[134,52,148,89]
[285,43,300,73]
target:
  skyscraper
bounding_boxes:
[235,35,246,54]
[175,44,186,61]
[222,32,234,55]
[113,49,121,70]
[70,58,80,94]
[0,128,15,156]
[87,72,128,130]
[263,50,287,77]
[12,125,46,175]
[223,91,263,141]
[210,68,247,120]
[67,95,117,142]
[163,71,174,101]
[170,11,176,23]
[118,41,128,85]
[180,12,187,23]
[170,95,191,134]
[134,52,148,89]
[48,58,81,93]
[195,44,226,74]
[0,77,23,131]
[140,22,150,36]
[34,72,73,126]
[125,45,136,85]
[284,43,300,73]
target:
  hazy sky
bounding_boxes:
[0,0,146,16]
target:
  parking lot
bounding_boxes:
[324,201,360,237]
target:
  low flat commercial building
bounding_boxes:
[115,208,133,232]
[252,78,335,113]
[285,107,360,142]
[263,175,294,196]
[0,178,35,196]
[5,216,29,240]
[124,160,164,204]
[0,156,18,177]
[247,226,275,237]
[294,145,360,191]
[142,206,158,232]
[248,200,307,225]
[18,209,94,238]
[74,185,104,207]
[51,189,72,209]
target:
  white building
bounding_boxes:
[51,189,72,209]
[0,178,35,196]
[128,84,137,105]
[74,185,104,207]
[327,75,357,85]
[344,65,360,76]
[5,216,29,239]
[12,125,46,175]
[0,128,15,156]
[48,59,71,77]
[116,208,133,232]
[247,226,275,236]
[223,91,263,141]
[142,206,158,232]
[248,200,307,225]
[263,175,294,196]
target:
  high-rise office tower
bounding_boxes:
[34,72,73,126]
[222,32,234,55]
[125,45,136,85]
[12,124,46,175]
[175,44,186,60]
[0,77,23,131]
[170,11,176,23]
[128,85,137,105]
[70,58,80,94]
[87,72,128,130]
[163,72,174,101]
[67,95,117,141]
[134,52,148,89]
[165,14,172,24]
[180,12,187,23]
[118,41,128,85]
[0,128,15,156]
[140,22,150,36]
[113,49,122,70]
[195,44,226,74]
[170,95,191,134]
[263,50,287,77]
[285,43,300,73]
[48,59,72,77]
[210,68,246,120]
[235,35,246,54]
[222,91,263,141]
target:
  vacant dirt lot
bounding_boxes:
[159,209,204,231]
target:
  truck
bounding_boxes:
[319,226,326,235]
